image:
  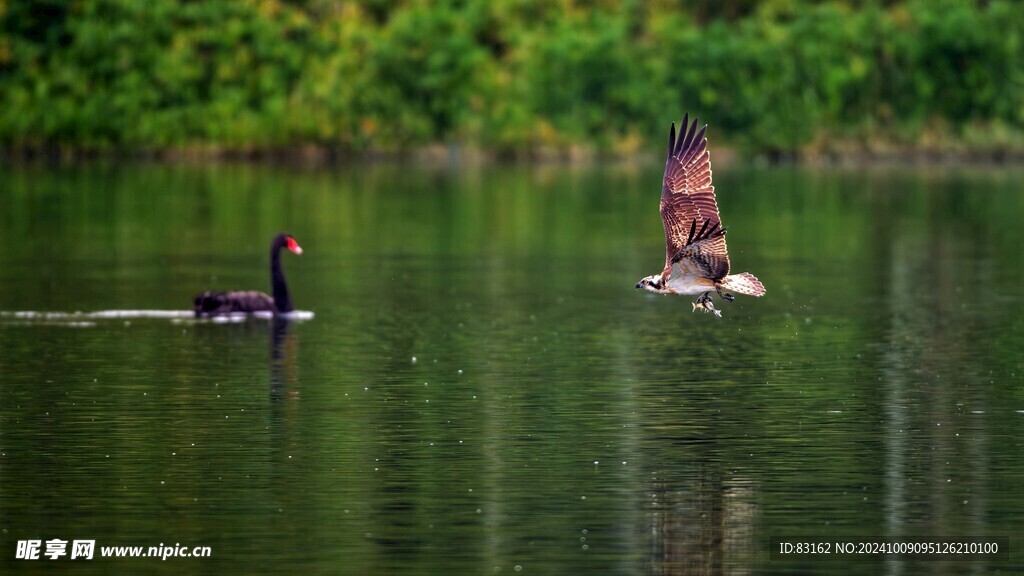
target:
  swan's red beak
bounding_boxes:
[287,237,303,255]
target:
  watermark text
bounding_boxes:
[16,540,211,560]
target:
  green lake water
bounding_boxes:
[1,162,1023,574]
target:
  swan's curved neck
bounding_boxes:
[270,238,293,313]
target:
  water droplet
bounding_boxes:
[411,356,417,364]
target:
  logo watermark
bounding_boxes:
[15,540,211,560]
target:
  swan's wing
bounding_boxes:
[659,115,726,266]
[193,290,273,316]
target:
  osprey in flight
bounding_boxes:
[636,115,765,316]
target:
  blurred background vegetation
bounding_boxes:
[0,0,1021,159]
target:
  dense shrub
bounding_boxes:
[0,0,1021,156]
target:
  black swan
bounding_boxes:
[193,233,303,317]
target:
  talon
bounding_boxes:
[722,292,735,302]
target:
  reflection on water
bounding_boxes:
[0,163,1022,575]
[270,318,300,400]
[878,210,998,572]
[649,469,757,576]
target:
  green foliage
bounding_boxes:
[0,0,1022,155]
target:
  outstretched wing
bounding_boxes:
[660,114,726,266]
[664,219,730,282]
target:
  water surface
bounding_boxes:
[1,162,1023,574]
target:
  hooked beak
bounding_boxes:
[635,282,643,289]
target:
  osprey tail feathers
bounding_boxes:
[719,272,765,297]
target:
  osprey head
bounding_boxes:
[636,275,666,293]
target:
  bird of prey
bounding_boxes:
[636,115,764,316]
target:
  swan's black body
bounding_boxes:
[193,233,302,317]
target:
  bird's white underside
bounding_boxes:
[665,259,714,295]
[665,274,713,295]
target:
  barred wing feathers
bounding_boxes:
[666,219,730,282]
[660,115,726,268]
